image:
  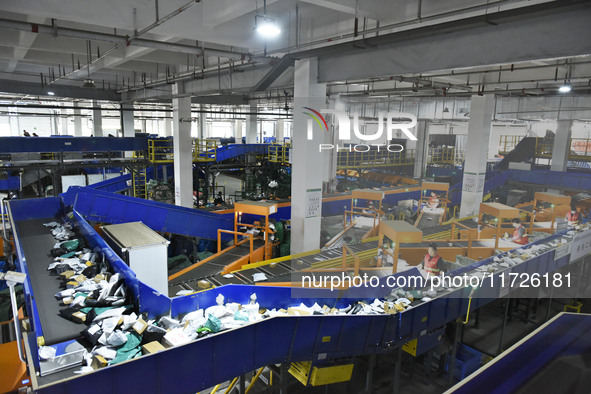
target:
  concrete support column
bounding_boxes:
[246,103,257,144]
[234,120,243,140]
[459,95,495,218]
[550,120,573,172]
[172,83,193,208]
[92,100,103,137]
[323,96,342,192]
[60,109,68,135]
[291,57,326,254]
[199,104,207,139]
[164,117,173,137]
[8,112,20,136]
[120,103,135,137]
[276,119,285,142]
[73,103,82,136]
[413,120,429,178]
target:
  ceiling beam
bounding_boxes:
[310,0,591,83]
[0,79,120,100]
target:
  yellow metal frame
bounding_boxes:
[235,201,278,261]
[336,148,415,169]
[416,181,450,226]
[193,139,218,162]
[131,168,147,199]
[479,202,520,249]
[377,220,423,274]
[427,146,465,165]
[268,143,291,163]
[289,361,354,387]
[529,192,571,231]
[147,139,174,163]
[344,189,385,238]
[498,135,591,162]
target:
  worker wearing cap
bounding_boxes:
[566,205,581,226]
[421,243,443,276]
[509,218,529,245]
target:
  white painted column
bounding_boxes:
[459,95,495,218]
[246,103,258,144]
[291,57,326,254]
[120,103,135,137]
[172,83,193,208]
[276,119,285,142]
[234,120,243,141]
[199,104,207,139]
[8,111,20,136]
[92,100,103,137]
[164,117,173,137]
[550,120,573,172]
[73,102,82,136]
[413,120,429,178]
[60,109,68,135]
[323,96,342,192]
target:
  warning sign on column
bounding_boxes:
[306,188,322,218]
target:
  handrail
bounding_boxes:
[342,243,360,277]
[217,229,254,258]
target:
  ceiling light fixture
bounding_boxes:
[559,84,572,93]
[47,91,55,96]
[255,0,280,39]
[255,16,280,38]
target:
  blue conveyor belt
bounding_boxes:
[451,313,591,393]
[10,194,591,393]
[197,143,270,161]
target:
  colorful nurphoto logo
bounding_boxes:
[302,107,328,131]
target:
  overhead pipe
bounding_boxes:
[264,0,510,55]
[0,18,250,59]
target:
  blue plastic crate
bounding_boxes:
[446,343,482,381]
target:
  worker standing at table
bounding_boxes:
[566,205,581,226]
[509,218,529,245]
[421,243,443,276]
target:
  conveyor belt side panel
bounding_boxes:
[69,188,234,239]
[8,198,64,340]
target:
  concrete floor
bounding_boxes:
[214,173,243,203]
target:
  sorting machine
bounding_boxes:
[4,184,591,392]
[415,181,450,228]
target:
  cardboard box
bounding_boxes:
[287,307,311,316]
[74,275,87,283]
[59,270,76,279]
[142,341,166,355]
[66,281,79,289]
[197,280,211,289]
[94,274,106,283]
[132,318,149,335]
[72,311,87,323]
[91,355,108,369]
[383,302,397,314]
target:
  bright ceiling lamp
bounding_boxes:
[47,91,55,96]
[559,84,572,93]
[256,17,281,38]
[255,0,280,39]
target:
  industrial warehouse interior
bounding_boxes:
[1,0,591,392]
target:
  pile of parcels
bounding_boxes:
[462,226,588,283]
[37,221,439,374]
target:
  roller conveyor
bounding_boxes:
[416,211,444,229]
[13,218,84,345]
[168,239,265,296]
